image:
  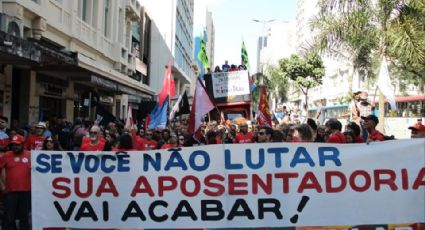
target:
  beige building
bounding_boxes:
[0,0,157,127]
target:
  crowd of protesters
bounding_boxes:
[0,94,423,229]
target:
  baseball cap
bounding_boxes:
[361,115,379,124]
[10,135,24,145]
[408,123,425,132]
[35,122,46,129]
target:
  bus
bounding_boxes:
[375,95,425,138]
[308,104,350,125]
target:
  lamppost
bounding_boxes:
[252,19,275,74]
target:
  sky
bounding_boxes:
[194,0,297,72]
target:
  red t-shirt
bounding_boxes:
[24,134,46,150]
[142,139,158,150]
[161,143,181,149]
[80,140,105,151]
[0,151,31,191]
[368,130,385,142]
[234,132,255,143]
[327,132,347,143]
[355,135,365,143]
[134,136,148,150]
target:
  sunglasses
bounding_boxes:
[258,132,265,136]
[89,131,98,135]
[146,133,153,136]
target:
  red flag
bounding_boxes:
[188,78,215,140]
[256,86,272,127]
[157,61,176,106]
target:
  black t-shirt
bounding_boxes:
[55,123,72,149]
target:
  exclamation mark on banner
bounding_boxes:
[290,195,310,224]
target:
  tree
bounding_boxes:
[311,0,425,91]
[278,53,325,117]
[267,65,290,104]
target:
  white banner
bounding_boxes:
[211,70,250,98]
[32,139,425,229]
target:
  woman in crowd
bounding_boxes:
[292,124,314,142]
[112,133,134,152]
[42,136,62,151]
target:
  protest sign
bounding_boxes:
[211,71,250,98]
[32,139,425,229]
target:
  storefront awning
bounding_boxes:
[0,31,77,66]
[90,75,117,91]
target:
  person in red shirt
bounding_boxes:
[161,133,181,149]
[142,129,158,150]
[325,118,346,143]
[345,121,365,143]
[361,115,385,142]
[234,122,255,143]
[80,125,105,151]
[0,134,31,230]
[24,122,46,150]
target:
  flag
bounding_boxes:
[157,61,176,106]
[96,105,117,126]
[125,104,134,129]
[169,94,183,121]
[197,37,209,69]
[188,78,215,140]
[148,96,169,130]
[138,99,157,120]
[241,40,250,69]
[256,85,272,127]
[377,57,397,111]
[170,90,190,120]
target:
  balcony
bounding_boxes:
[126,0,141,21]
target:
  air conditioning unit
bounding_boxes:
[0,13,24,38]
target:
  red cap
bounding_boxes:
[408,123,425,132]
[10,135,24,145]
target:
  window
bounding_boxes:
[78,0,93,24]
[103,0,111,37]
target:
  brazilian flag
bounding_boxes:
[197,37,209,69]
[241,40,250,69]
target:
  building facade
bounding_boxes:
[144,0,193,100]
[0,0,156,127]
[257,21,296,109]
[205,10,214,69]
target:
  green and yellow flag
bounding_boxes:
[197,37,209,69]
[241,40,250,69]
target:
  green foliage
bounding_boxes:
[312,0,425,86]
[267,65,290,102]
[278,53,325,96]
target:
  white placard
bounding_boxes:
[211,71,250,98]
